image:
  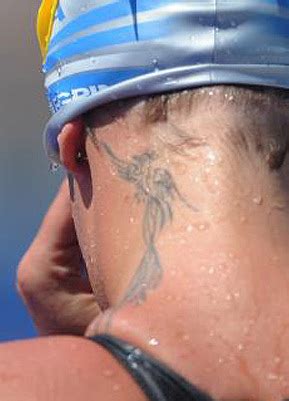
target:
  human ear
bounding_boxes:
[58,118,93,208]
[57,118,88,175]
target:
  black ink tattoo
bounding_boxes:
[86,127,199,306]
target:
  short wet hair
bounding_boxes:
[86,85,289,170]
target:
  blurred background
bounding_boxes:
[0,0,62,341]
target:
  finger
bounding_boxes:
[36,179,77,250]
[18,178,84,286]
[16,179,102,335]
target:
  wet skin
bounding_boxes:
[64,102,289,401]
[8,94,289,401]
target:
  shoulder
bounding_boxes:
[0,335,146,401]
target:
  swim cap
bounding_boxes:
[37,0,289,162]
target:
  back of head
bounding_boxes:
[77,84,289,310]
[35,0,289,322]
[36,0,289,162]
[86,85,289,172]
[36,3,289,398]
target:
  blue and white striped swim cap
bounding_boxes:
[37,0,289,162]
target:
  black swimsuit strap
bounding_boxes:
[88,334,214,401]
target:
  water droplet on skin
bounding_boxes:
[226,294,232,301]
[228,95,234,102]
[129,217,135,224]
[181,334,190,342]
[149,338,159,347]
[207,150,218,165]
[267,373,278,381]
[103,369,114,377]
[240,216,247,224]
[113,384,121,392]
[88,255,95,265]
[208,90,214,96]
[208,266,215,275]
[237,343,244,351]
[274,356,281,364]
[253,196,263,205]
[186,224,193,233]
[197,222,210,231]
[218,357,224,364]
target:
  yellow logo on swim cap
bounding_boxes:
[37,0,59,60]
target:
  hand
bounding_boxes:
[17,180,101,336]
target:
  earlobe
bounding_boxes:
[58,118,88,174]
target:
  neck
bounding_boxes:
[103,155,289,400]
[114,128,289,298]
[84,110,289,305]
[83,101,289,400]
[87,126,289,324]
